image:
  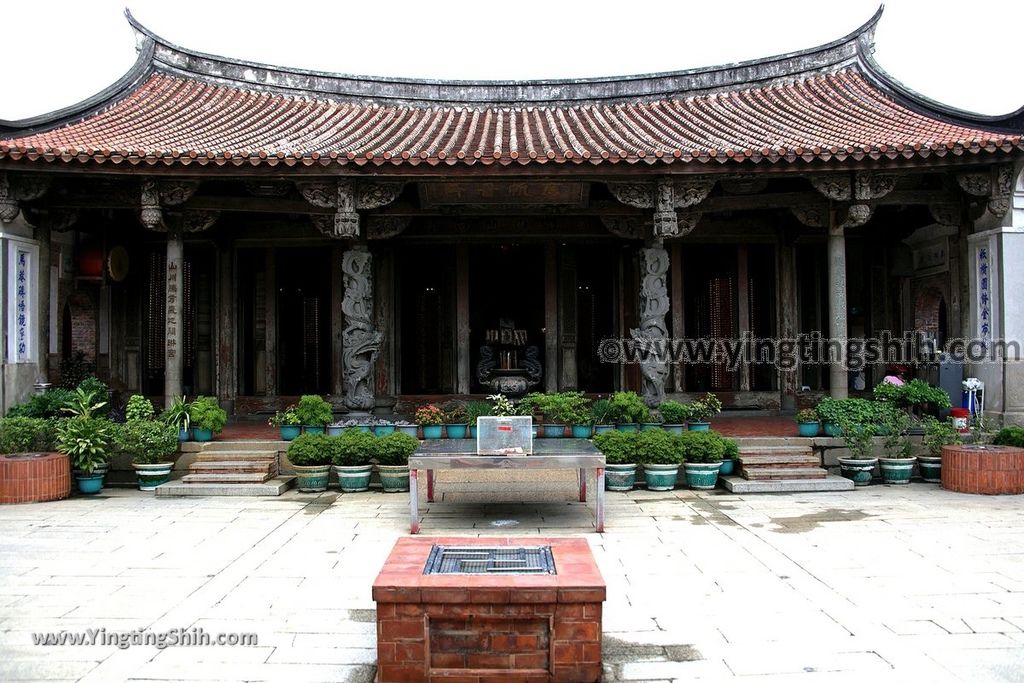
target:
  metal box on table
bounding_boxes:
[475,416,533,455]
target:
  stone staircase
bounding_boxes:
[721,437,853,493]
[156,440,294,496]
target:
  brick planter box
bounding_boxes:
[0,453,71,504]
[372,537,605,683]
[941,444,1024,494]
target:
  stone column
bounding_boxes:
[35,220,51,382]
[777,242,799,410]
[341,245,382,413]
[827,217,849,399]
[165,224,184,407]
[216,243,236,413]
[633,241,671,407]
[736,245,751,392]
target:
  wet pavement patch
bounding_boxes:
[603,635,703,665]
[767,508,872,533]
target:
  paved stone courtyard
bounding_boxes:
[1,482,1023,682]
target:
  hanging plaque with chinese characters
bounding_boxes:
[15,249,30,361]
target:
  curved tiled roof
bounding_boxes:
[1,9,1021,170]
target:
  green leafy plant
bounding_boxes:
[972,414,998,445]
[330,430,378,467]
[837,418,877,459]
[268,406,300,428]
[993,426,1024,448]
[287,433,333,466]
[487,394,517,417]
[294,395,333,427]
[189,396,227,433]
[590,398,612,425]
[873,379,951,413]
[879,408,913,459]
[637,429,685,465]
[375,432,419,466]
[443,404,467,424]
[114,420,179,465]
[723,437,739,461]
[6,388,74,419]
[0,417,53,453]
[686,392,722,423]
[124,395,155,422]
[679,430,726,463]
[816,398,878,430]
[921,416,962,456]
[162,396,192,432]
[76,377,111,416]
[795,408,819,423]
[464,400,492,426]
[62,388,108,419]
[56,417,112,474]
[606,391,650,424]
[593,430,639,465]
[659,400,688,425]
[415,404,445,426]
[527,391,592,424]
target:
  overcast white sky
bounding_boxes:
[1,0,1022,121]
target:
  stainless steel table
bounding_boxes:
[407,439,606,534]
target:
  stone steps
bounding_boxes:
[738,445,827,482]
[181,442,282,488]
[181,472,277,484]
[192,452,278,462]
[740,467,827,480]
[157,475,295,497]
[188,461,276,476]
[721,475,853,493]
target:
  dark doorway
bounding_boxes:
[576,246,616,393]
[398,247,455,394]
[276,248,331,395]
[684,245,738,392]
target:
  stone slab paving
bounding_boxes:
[0,483,1022,682]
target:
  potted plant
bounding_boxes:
[124,394,155,422]
[375,432,419,492]
[591,398,614,434]
[444,405,468,439]
[680,431,726,489]
[189,396,227,442]
[874,378,952,418]
[794,408,820,437]
[295,394,333,434]
[416,405,445,439]
[919,416,961,482]
[686,392,722,431]
[394,420,419,438]
[56,416,112,494]
[593,430,639,491]
[372,419,396,437]
[639,411,663,432]
[115,420,179,490]
[0,416,53,454]
[836,418,878,486]
[659,400,687,435]
[815,398,842,437]
[331,429,377,492]
[877,407,915,484]
[464,400,492,438]
[719,437,739,476]
[638,429,684,491]
[269,406,302,441]
[607,391,649,432]
[163,395,193,441]
[286,433,333,492]
[817,398,877,437]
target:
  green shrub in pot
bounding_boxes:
[295,394,333,431]
[594,430,640,490]
[189,396,227,441]
[637,429,683,490]
[331,429,378,492]
[375,432,419,492]
[287,432,333,492]
[114,420,179,490]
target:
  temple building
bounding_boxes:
[1,9,1023,421]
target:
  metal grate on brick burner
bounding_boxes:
[423,545,556,575]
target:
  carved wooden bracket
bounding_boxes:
[957,164,1014,217]
[608,178,711,238]
[810,171,895,202]
[790,203,872,229]
[159,180,199,206]
[599,215,646,240]
[140,179,163,230]
[182,209,219,233]
[929,202,961,226]
[299,180,404,239]
[366,216,411,240]
[0,172,52,222]
[141,179,212,232]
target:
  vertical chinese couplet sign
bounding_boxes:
[15,249,30,360]
[167,260,179,361]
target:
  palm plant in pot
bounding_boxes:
[796,408,820,437]
[115,419,179,490]
[919,416,961,482]
[877,406,915,484]
[607,391,649,432]
[680,430,726,489]
[330,429,377,492]
[189,396,227,442]
[638,429,684,491]
[416,404,445,439]
[269,405,302,441]
[685,392,722,431]
[375,432,419,492]
[443,404,468,439]
[659,400,687,435]
[836,418,878,486]
[591,398,614,434]
[287,433,333,492]
[464,400,492,438]
[295,394,333,434]
[163,395,193,441]
[56,414,112,494]
[593,430,639,491]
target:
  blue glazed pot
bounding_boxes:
[445,424,468,439]
[396,425,419,438]
[642,464,679,491]
[326,425,345,437]
[823,422,842,437]
[468,426,477,439]
[281,425,302,441]
[683,462,721,489]
[617,423,639,433]
[373,424,396,437]
[293,465,330,492]
[605,463,638,491]
[378,465,410,492]
[639,423,662,432]
[354,425,373,434]
[422,425,443,439]
[178,428,192,442]
[918,455,942,483]
[687,422,711,432]
[542,424,565,438]
[838,457,876,486]
[594,425,615,434]
[303,425,325,435]
[75,473,104,495]
[663,424,685,435]
[718,458,736,476]
[334,464,372,492]
[879,457,914,485]
[133,463,173,491]
[797,422,820,437]
[193,427,214,442]
[571,424,593,439]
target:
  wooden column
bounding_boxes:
[670,243,684,393]
[455,244,470,395]
[828,217,849,399]
[164,225,184,408]
[374,246,396,401]
[544,242,559,393]
[558,246,577,391]
[215,242,236,411]
[736,245,751,392]
[264,247,277,396]
[331,244,345,397]
[777,242,799,410]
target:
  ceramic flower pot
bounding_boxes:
[468,426,477,439]
[373,424,396,437]
[823,422,842,437]
[396,425,419,438]
[74,473,104,495]
[192,427,213,442]
[542,424,565,438]
[292,464,331,492]
[642,463,679,491]
[687,422,711,432]
[639,423,662,432]
[445,424,468,439]
[605,463,638,491]
[326,425,345,437]
[663,424,685,435]
[280,425,302,440]
[571,424,594,439]
[838,456,877,486]
[132,462,174,491]
[303,425,325,435]
[421,425,443,439]
[917,454,942,483]
[178,428,192,442]
[377,465,410,492]
[683,462,721,489]
[797,422,820,437]
[879,457,915,485]
[718,458,736,476]
[333,464,373,492]
[594,425,615,434]
[616,423,639,433]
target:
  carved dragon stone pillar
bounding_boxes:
[341,245,382,413]
[632,244,672,407]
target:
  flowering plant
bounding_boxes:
[415,404,445,426]
[487,394,516,417]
